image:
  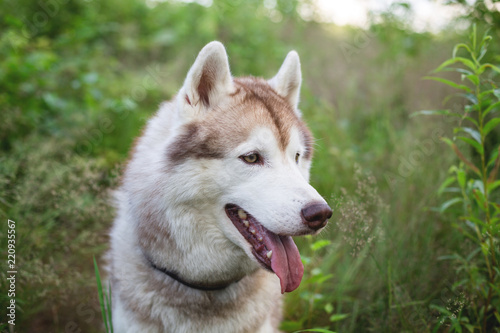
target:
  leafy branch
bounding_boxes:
[415,25,500,332]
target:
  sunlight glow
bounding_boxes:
[305,0,467,31]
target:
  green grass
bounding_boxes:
[94,257,113,333]
[1,0,498,332]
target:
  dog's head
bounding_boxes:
[162,42,332,293]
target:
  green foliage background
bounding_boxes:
[0,0,499,332]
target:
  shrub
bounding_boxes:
[416,25,500,332]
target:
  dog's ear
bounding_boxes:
[269,51,302,114]
[179,41,234,118]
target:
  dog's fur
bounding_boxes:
[108,42,331,333]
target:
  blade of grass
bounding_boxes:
[94,256,110,333]
[106,282,113,333]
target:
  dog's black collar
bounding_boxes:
[145,255,240,291]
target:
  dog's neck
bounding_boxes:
[144,253,242,291]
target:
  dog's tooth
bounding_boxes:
[238,209,247,220]
[249,227,256,234]
[266,250,273,259]
[258,236,263,242]
[243,220,249,227]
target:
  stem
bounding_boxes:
[475,53,497,333]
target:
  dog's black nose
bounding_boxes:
[301,202,332,230]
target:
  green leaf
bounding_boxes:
[430,304,453,316]
[489,282,500,295]
[410,109,458,118]
[489,180,500,192]
[466,247,481,261]
[477,46,488,63]
[423,76,472,93]
[456,168,466,188]
[492,204,500,217]
[479,88,496,100]
[464,218,485,232]
[329,314,349,322]
[457,136,483,155]
[494,89,500,100]
[452,222,478,242]
[463,116,478,128]
[305,273,334,285]
[438,176,456,196]
[483,118,500,136]
[484,101,500,117]
[487,146,499,167]
[452,43,473,59]
[438,253,463,261]
[324,303,333,314]
[434,56,476,72]
[478,32,492,53]
[465,74,479,86]
[472,179,485,195]
[458,93,478,104]
[281,321,303,331]
[480,242,489,257]
[311,239,331,251]
[443,67,474,75]
[452,279,469,288]
[439,198,463,213]
[456,127,481,144]
[443,68,473,76]
[478,63,500,75]
[494,311,500,324]
[488,148,500,183]
[451,319,463,333]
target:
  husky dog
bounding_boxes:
[108,41,332,333]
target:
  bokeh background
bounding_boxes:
[1,0,499,332]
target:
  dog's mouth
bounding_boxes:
[225,204,304,294]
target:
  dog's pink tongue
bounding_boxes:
[268,235,304,294]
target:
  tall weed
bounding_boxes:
[416,25,500,332]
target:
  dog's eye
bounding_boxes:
[295,153,300,164]
[240,153,261,165]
